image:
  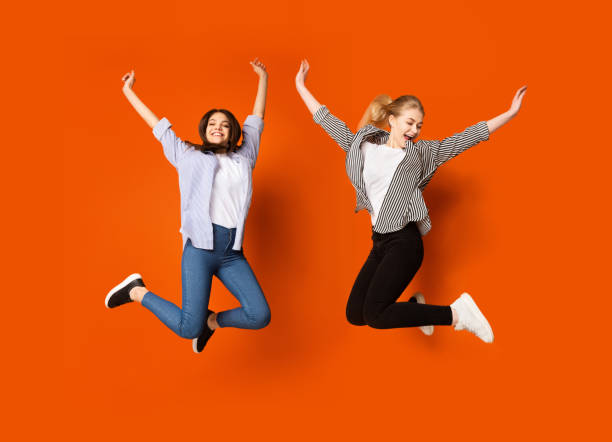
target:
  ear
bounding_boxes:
[388,114,395,128]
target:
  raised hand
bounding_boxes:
[295,59,310,87]
[120,69,159,128]
[122,70,135,90]
[509,85,527,116]
[250,58,268,78]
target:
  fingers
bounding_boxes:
[298,59,309,74]
[250,58,267,72]
[122,70,135,82]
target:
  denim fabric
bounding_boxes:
[141,224,270,339]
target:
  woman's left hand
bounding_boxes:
[250,58,268,78]
[509,85,527,116]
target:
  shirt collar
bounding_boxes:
[360,124,414,150]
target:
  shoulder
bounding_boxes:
[361,125,388,143]
[243,115,264,132]
[414,139,436,150]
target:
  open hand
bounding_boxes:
[122,70,135,90]
[509,85,527,116]
[250,58,268,78]
[295,59,310,87]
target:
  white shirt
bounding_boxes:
[361,141,406,225]
[210,153,246,228]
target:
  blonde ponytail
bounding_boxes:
[358,94,392,130]
[358,94,425,130]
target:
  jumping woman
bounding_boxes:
[295,59,527,343]
[106,59,271,353]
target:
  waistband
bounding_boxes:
[372,222,419,242]
[212,223,237,234]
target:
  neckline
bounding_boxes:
[381,143,405,150]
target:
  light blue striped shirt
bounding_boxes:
[152,115,264,250]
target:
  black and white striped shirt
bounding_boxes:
[313,105,490,235]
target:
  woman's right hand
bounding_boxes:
[295,59,310,88]
[122,70,135,91]
[120,69,160,128]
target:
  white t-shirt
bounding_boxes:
[210,153,246,228]
[361,141,406,225]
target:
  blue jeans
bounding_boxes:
[142,224,271,339]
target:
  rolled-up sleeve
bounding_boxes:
[239,115,264,168]
[427,121,490,167]
[153,117,187,168]
[313,105,355,153]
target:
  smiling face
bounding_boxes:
[205,112,231,145]
[388,107,424,146]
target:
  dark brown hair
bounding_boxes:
[185,108,243,153]
[357,94,425,130]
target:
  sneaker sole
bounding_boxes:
[192,338,199,354]
[460,292,494,343]
[105,273,142,308]
[413,292,434,336]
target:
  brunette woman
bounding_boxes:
[106,59,271,353]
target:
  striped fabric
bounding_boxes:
[313,105,490,235]
[152,115,264,250]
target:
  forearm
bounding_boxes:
[486,109,515,135]
[296,83,323,115]
[252,75,268,119]
[122,87,160,128]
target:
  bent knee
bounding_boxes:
[244,307,271,330]
[346,311,366,326]
[178,320,204,340]
[363,310,385,329]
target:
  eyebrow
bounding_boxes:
[209,119,229,123]
[406,118,423,124]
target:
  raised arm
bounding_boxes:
[249,58,268,119]
[295,59,355,152]
[121,70,160,128]
[239,59,268,168]
[295,59,323,115]
[423,85,528,167]
[486,85,527,134]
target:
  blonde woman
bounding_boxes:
[296,59,527,343]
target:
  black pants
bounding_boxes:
[346,222,453,329]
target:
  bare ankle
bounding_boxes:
[130,286,146,303]
[207,312,219,330]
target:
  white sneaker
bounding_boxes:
[450,293,494,343]
[412,292,434,336]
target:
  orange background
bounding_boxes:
[30,0,611,439]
